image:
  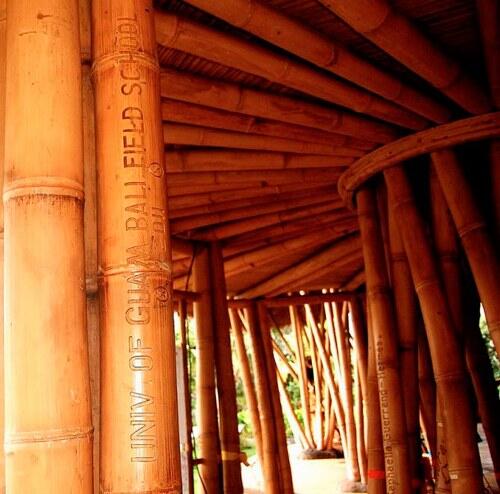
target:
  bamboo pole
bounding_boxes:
[155,13,427,130]
[384,165,483,493]
[229,309,264,468]
[432,149,500,357]
[160,69,398,143]
[356,186,412,493]
[92,1,181,491]
[209,243,243,494]
[182,0,450,123]
[164,123,362,157]
[192,247,221,493]
[387,192,420,491]
[259,304,294,494]
[245,304,282,494]
[316,0,490,114]
[354,364,367,485]
[4,0,93,490]
[161,99,376,149]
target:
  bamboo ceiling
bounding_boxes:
[155,0,494,298]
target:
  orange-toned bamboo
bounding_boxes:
[209,243,243,494]
[4,0,93,490]
[183,0,449,123]
[384,165,483,493]
[245,303,282,494]
[259,304,294,494]
[354,364,367,485]
[192,247,221,493]
[432,149,500,357]
[316,0,490,114]
[161,99,375,149]
[229,309,265,467]
[387,193,420,491]
[160,69,398,143]
[164,123,361,157]
[155,13,427,130]
[356,186,412,492]
[92,1,181,491]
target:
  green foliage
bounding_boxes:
[480,311,500,393]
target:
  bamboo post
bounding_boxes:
[245,303,282,494]
[387,192,420,491]
[384,165,483,493]
[4,0,93,490]
[209,242,244,494]
[354,364,367,485]
[192,247,221,493]
[229,309,265,467]
[356,186,412,493]
[176,300,195,494]
[92,1,181,491]
[258,304,294,494]
[432,149,500,357]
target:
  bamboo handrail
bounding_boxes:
[183,0,450,123]
[155,13,428,130]
[92,2,181,490]
[4,0,93,490]
[166,149,352,173]
[316,0,490,114]
[384,165,483,493]
[164,123,363,157]
[161,99,376,150]
[432,149,500,357]
[338,112,500,207]
[356,186,412,492]
[160,69,398,143]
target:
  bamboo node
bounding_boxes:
[5,426,93,446]
[414,278,439,293]
[91,51,159,80]
[457,220,486,239]
[3,177,84,201]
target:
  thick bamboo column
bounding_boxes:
[432,149,500,357]
[209,243,244,494]
[245,303,282,494]
[387,196,420,491]
[259,304,294,494]
[193,247,221,493]
[229,309,265,465]
[92,1,181,491]
[4,0,93,490]
[356,186,412,493]
[384,165,483,494]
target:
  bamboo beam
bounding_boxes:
[432,149,500,357]
[92,1,181,490]
[209,243,244,494]
[161,99,376,150]
[171,192,339,234]
[245,304,282,493]
[4,0,93,490]
[316,0,490,114]
[164,123,363,157]
[160,69,398,143]
[193,247,221,493]
[168,182,263,197]
[183,0,451,123]
[239,234,361,298]
[155,13,428,130]
[384,166,483,493]
[356,187,412,492]
[166,149,351,173]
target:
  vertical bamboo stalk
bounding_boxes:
[356,186,412,493]
[387,194,420,492]
[4,0,93,490]
[92,1,181,491]
[176,300,195,494]
[193,247,221,493]
[258,304,294,494]
[432,149,500,357]
[229,309,265,466]
[209,242,244,494]
[384,165,483,494]
[354,363,367,485]
[245,303,281,494]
